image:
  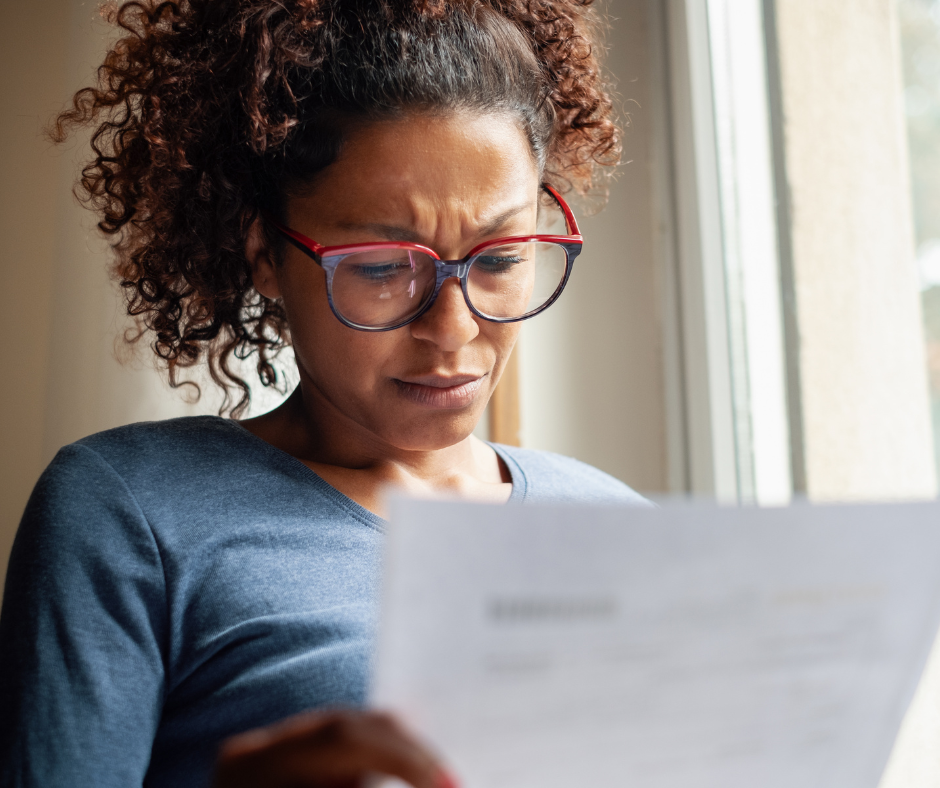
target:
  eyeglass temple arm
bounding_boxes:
[260,209,325,258]
[542,184,582,237]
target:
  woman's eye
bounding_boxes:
[474,254,525,273]
[350,262,413,282]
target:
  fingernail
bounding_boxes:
[436,770,460,788]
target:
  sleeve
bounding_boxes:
[0,444,167,788]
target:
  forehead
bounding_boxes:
[290,112,541,228]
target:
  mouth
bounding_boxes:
[393,373,488,409]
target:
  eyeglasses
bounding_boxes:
[262,184,582,331]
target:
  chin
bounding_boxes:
[381,411,482,452]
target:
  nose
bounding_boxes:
[409,277,479,351]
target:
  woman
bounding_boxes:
[0,1,646,786]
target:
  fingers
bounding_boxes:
[214,709,456,788]
[286,711,442,787]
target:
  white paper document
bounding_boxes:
[371,499,940,788]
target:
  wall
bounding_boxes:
[774,0,936,502]
[771,1,939,783]
[0,1,215,603]
[0,1,71,596]
[519,0,669,494]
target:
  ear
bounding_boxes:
[246,216,282,300]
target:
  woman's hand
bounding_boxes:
[213,709,457,788]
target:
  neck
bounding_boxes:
[238,380,510,516]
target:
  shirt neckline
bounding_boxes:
[211,416,526,522]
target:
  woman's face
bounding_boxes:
[252,112,540,452]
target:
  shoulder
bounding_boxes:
[19,417,246,550]
[24,416,282,540]
[8,429,170,632]
[34,415,383,541]
[493,444,653,507]
[74,415,248,472]
[61,415,298,498]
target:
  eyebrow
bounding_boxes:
[335,201,534,244]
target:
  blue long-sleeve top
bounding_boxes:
[0,416,648,787]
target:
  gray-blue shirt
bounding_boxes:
[0,416,647,788]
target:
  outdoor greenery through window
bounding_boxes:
[900,0,940,470]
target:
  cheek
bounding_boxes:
[279,270,331,348]
[486,322,522,364]
[280,276,401,388]
[276,266,345,369]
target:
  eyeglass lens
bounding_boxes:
[330,249,437,328]
[328,242,569,328]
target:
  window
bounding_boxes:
[899,0,940,477]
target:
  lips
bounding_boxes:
[393,373,488,409]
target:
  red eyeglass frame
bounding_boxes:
[262,183,583,331]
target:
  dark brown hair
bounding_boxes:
[54,0,621,416]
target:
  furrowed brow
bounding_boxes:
[335,222,421,242]
[476,202,533,237]
[335,201,534,243]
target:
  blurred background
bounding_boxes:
[4,0,940,782]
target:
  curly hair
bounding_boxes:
[53,0,621,417]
